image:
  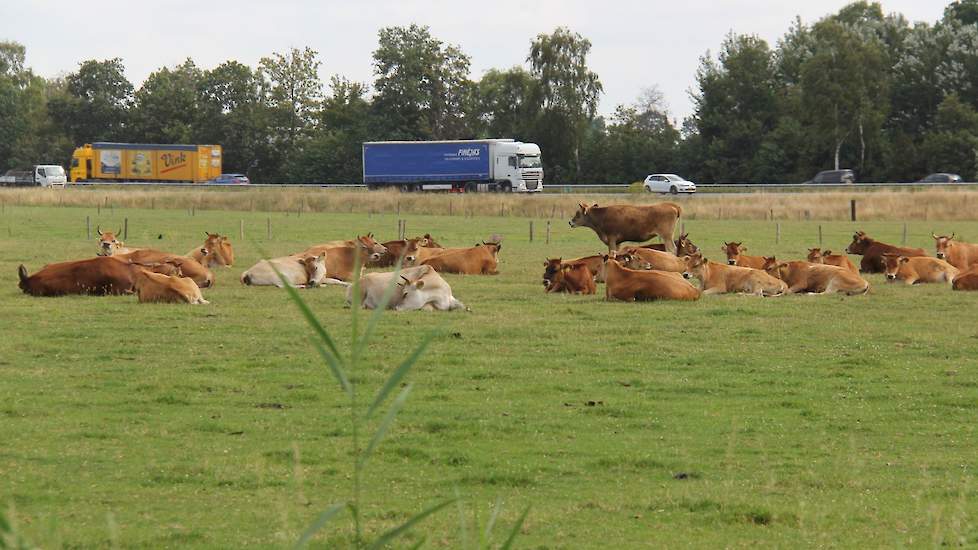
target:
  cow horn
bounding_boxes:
[96,225,102,236]
[116,227,122,236]
[951,233,956,240]
[17,264,28,283]
[932,233,939,240]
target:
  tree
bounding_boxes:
[0,41,30,169]
[130,59,201,143]
[945,0,978,27]
[921,94,978,179]
[475,67,538,139]
[528,27,603,181]
[258,47,323,149]
[372,24,475,140]
[48,58,133,144]
[196,61,272,176]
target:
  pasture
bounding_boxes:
[2,202,978,548]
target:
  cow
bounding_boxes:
[933,234,978,271]
[305,234,387,259]
[569,202,682,253]
[420,242,500,275]
[96,227,124,256]
[602,256,700,301]
[113,249,214,288]
[241,253,334,288]
[545,262,596,294]
[18,256,135,296]
[297,235,388,281]
[543,256,605,288]
[349,265,464,311]
[620,246,686,272]
[763,258,870,295]
[682,253,787,296]
[372,238,421,268]
[721,242,767,269]
[642,232,700,256]
[130,266,209,304]
[189,233,234,268]
[419,233,444,248]
[806,248,858,272]
[952,269,978,291]
[845,231,926,273]
[881,253,959,285]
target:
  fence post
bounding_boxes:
[680,222,685,236]
[267,217,271,239]
[239,219,244,240]
[776,222,781,244]
[123,218,128,240]
[529,221,534,242]
[902,223,908,245]
[449,201,453,216]
[818,224,823,246]
[546,220,551,244]
[850,200,857,222]
[86,216,91,239]
[401,220,407,239]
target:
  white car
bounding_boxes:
[643,174,696,194]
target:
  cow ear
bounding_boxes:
[823,250,832,255]
[578,201,587,210]
[899,257,910,264]
[318,252,326,260]
[602,254,609,261]
[682,255,690,262]
[297,258,307,265]
[414,279,425,289]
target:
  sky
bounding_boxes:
[2,1,949,125]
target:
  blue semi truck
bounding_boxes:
[362,139,543,193]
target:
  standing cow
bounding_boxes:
[569,202,682,254]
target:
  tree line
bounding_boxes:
[2,1,978,184]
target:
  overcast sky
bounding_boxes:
[3,1,948,124]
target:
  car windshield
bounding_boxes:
[518,156,541,169]
[43,166,65,176]
[664,175,683,182]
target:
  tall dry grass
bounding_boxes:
[1,186,975,221]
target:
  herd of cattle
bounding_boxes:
[13,201,978,307]
[547,202,978,299]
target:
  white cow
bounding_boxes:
[240,252,340,288]
[348,265,466,311]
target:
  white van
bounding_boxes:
[34,165,67,187]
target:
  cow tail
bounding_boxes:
[17,265,28,284]
[672,203,683,219]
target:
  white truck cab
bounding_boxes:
[34,165,67,187]
[492,141,543,192]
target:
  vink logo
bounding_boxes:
[457,148,481,157]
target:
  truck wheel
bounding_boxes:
[465,182,477,193]
[501,182,512,193]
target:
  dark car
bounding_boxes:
[804,169,855,184]
[212,173,250,184]
[916,173,962,184]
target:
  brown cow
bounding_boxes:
[303,234,388,262]
[419,233,444,248]
[933,234,978,270]
[545,263,596,294]
[603,257,700,301]
[114,249,214,288]
[682,253,787,296]
[642,232,699,256]
[763,258,870,295]
[189,233,234,268]
[421,242,500,275]
[569,202,682,253]
[372,238,421,267]
[952,269,978,291]
[18,256,135,296]
[806,248,857,272]
[543,256,606,287]
[721,242,767,269]
[882,254,959,285]
[96,227,124,256]
[620,246,686,272]
[845,231,926,273]
[297,235,389,281]
[130,266,209,304]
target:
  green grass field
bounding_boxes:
[2,205,978,548]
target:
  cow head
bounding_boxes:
[806,248,825,263]
[418,233,443,248]
[618,253,652,271]
[543,258,562,286]
[762,256,786,280]
[96,226,123,256]
[569,203,598,228]
[298,252,328,287]
[846,231,871,255]
[933,233,956,260]
[676,233,699,256]
[480,241,502,258]
[203,232,234,267]
[722,242,745,265]
[681,253,707,280]
[356,233,387,262]
[881,253,908,281]
[402,238,421,266]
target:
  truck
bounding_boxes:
[0,165,67,187]
[362,139,543,192]
[69,142,222,183]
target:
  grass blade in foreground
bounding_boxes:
[269,260,345,366]
[293,503,345,549]
[366,498,457,550]
[358,384,413,469]
[500,506,531,550]
[354,260,404,361]
[365,334,432,418]
[311,338,352,397]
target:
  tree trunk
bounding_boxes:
[834,140,842,171]
[858,119,865,174]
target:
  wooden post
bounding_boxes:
[680,222,685,236]
[850,200,857,222]
[123,218,128,240]
[267,217,271,239]
[449,201,453,216]
[97,203,101,216]
[500,204,504,217]
[239,220,244,240]
[401,220,407,239]
[151,198,155,210]
[397,201,401,215]
[551,204,556,219]
[86,216,91,239]
[902,223,908,245]
[818,224,823,246]
[546,220,551,244]
[776,222,781,244]
[529,221,534,242]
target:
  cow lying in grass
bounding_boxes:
[806,248,857,272]
[350,265,466,311]
[603,256,700,302]
[682,253,787,296]
[130,265,208,304]
[882,254,959,285]
[763,258,870,295]
[241,253,337,288]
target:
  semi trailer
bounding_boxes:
[362,139,543,192]
[69,142,222,183]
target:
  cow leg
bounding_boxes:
[662,229,677,255]
[701,287,723,295]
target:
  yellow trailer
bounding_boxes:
[69,143,222,183]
